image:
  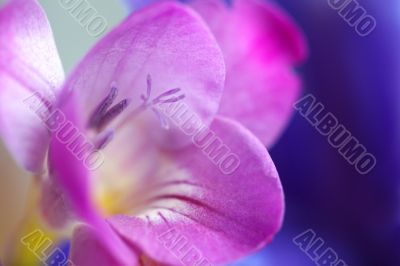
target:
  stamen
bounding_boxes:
[152,88,185,104]
[141,74,152,102]
[96,99,131,131]
[113,74,186,131]
[157,94,186,104]
[94,130,114,150]
[88,84,118,128]
[151,107,170,130]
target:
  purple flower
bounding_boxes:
[0,0,306,265]
[126,0,308,146]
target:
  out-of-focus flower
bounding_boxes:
[125,0,308,147]
[0,0,65,263]
[0,0,294,265]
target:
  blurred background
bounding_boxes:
[258,1,400,265]
[1,0,398,265]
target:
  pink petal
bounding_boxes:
[0,0,64,172]
[48,102,136,265]
[108,116,284,265]
[61,1,225,149]
[188,0,307,146]
[69,225,139,266]
[49,2,225,264]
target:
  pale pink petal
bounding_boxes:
[189,0,307,146]
[49,2,225,264]
[0,0,64,172]
[61,1,225,149]
[108,116,284,265]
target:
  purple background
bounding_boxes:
[230,0,400,265]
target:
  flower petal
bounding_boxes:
[0,0,64,172]
[48,103,136,265]
[69,225,139,266]
[188,0,307,64]
[187,0,307,146]
[108,116,284,265]
[49,1,224,264]
[61,1,225,149]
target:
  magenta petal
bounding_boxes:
[108,116,284,265]
[0,0,64,172]
[49,2,224,264]
[69,225,139,266]
[48,101,136,265]
[62,1,225,149]
[189,0,307,146]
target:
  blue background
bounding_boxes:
[231,0,400,265]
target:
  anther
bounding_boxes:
[113,74,186,131]
[141,74,152,102]
[94,130,114,150]
[88,84,118,128]
[152,88,185,105]
[95,98,131,131]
